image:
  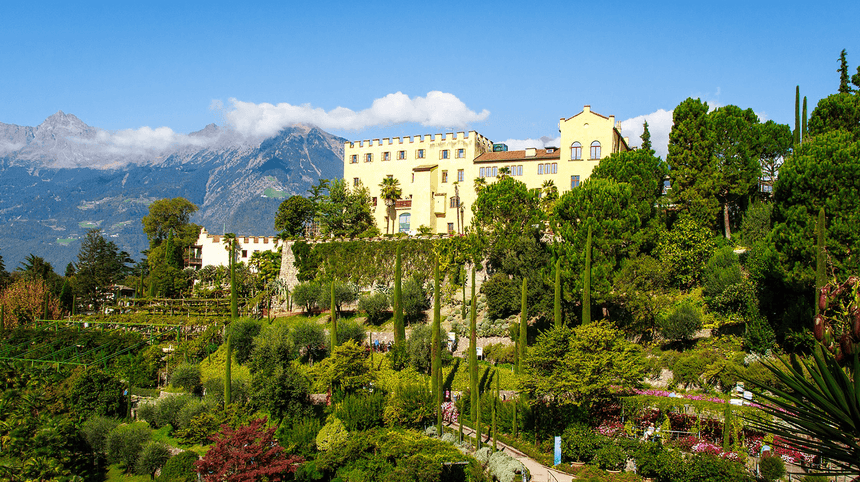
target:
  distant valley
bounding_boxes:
[0,112,345,270]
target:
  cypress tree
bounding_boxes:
[476,381,482,450]
[815,208,827,315]
[230,239,238,319]
[492,368,499,450]
[802,96,808,141]
[519,278,527,371]
[1,304,5,330]
[554,258,562,328]
[469,266,478,447]
[838,49,851,94]
[582,225,592,324]
[393,244,404,345]
[224,328,232,406]
[330,281,337,350]
[432,256,442,435]
[641,120,653,153]
[462,272,467,320]
[795,86,801,145]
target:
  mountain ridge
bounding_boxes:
[0,113,346,270]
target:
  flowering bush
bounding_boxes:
[440,401,458,423]
[596,421,625,438]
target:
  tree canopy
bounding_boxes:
[316,179,375,237]
[141,197,200,249]
[274,195,315,237]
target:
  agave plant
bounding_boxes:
[743,346,860,477]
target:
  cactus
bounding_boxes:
[582,225,592,324]
[432,256,442,435]
[554,258,562,328]
[330,281,337,350]
[394,244,404,346]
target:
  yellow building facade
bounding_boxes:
[342,105,629,234]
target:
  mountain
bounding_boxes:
[0,112,345,270]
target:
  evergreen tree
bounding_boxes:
[795,86,801,145]
[802,96,808,141]
[330,281,337,350]
[554,258,562,328]
[667,98,717,227]
[640,120,653,153]
[838,49,852,94]
[393,244,404,346]
[432,257,442,435]
[469,266,478,446]
[582,226,592,324]
[519,278,527,364]
[815,208,826,316]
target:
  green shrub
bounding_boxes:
[488,450,529,482]
[562,423,603,463]
[156,451,198,482]
[759,454,785,482]
[154,394,194,431]
[685,452,752,482]
[336,318,366,347]
[710,280,760,317]
[170,362,202,394]
[202,376,250,405]
[482,343,516,365]
[399,277,429,323]
[383,381,434,429]
[175,398,211,433]
[739,201,772,246]
[632,441,685,481]
[316,281,358,313]
[744,315,776,354]
[316,418,348,452]
[333,391,386,431]
[293,282,322,312]
[174,403,249,446]
[106,421,152,473]
[250,321,294,373]
[406,323,432,374]
[290,319,327,363]
[250,362,312,420]
[801,476,829,482]
[68,368,126,418]
[229,318,264,365]
[658,300,702,341]
[481,273,520,320]
[703,247,742,299]
[81,415,120,455]
[672,352,714,388]
[592,443,626,471]
[358,292,390,325]
[134,441,172,477]
[275,417,321,459]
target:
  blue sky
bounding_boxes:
[2,0,858,158]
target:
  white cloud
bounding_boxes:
[89,126,211,155]
[216,91,490,138]
[0,141,25,154]
[501,136,561,151]
[618,109,674,158]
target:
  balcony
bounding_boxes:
[395,199,412,209]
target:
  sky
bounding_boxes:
[1,0,858,159]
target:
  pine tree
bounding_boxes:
[224,328,232,406]
[641,120,653,153]
[519,277,527,369]
[838,49,852,94]
[795,86,801,145]
[432,256,442,435]
[554,258,562,328]
[582,225,592,324]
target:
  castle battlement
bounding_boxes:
[345,130,490,149]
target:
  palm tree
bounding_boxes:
[379,177,402,235]
[541,180,558,215]
[474,177,487,194]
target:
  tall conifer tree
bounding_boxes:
[641,120,653,153]
[393,244,404,345]
[554,258,562,328]
[432,256,442,435]
[469,266,478,447]
[795,86,801,145]
[838,49,852,94]
[802,96,808,141]
[519,278,527,366]
[582,225,592,324]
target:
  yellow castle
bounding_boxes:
[342,105,630,235]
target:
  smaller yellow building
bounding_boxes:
[342,105,630,234]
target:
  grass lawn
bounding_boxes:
[263,187,288,199]
[56,237,76,245]
[78,221,99,228]
[106,464,150,482]
[151,425,208,456]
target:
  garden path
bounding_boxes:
[447,422,574,482]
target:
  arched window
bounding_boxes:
[590,141,601,159]
[570,142,582,160]
[398,213,411,233]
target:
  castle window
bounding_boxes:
[571,175,580,188]
[571,142,582,160]
[538,164,544,175]
[383,151,391,161]
[441,150,449,159]
[492,167,498,177]
[448,223,454,233]
[417,149,425,159]
[442,170,448,183]
[399,213,411,233]
[398,150,406,160]
[551,163,558,174]
[457,148,465,158]
[350,154,358,164]
[458,169,464,182]
[353,177,360,187]
[365,153,373,163]
[450,196,459,208]
[590,141,601,159]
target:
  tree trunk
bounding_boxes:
[723,203,732,239]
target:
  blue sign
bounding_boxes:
[554,436,561,466]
